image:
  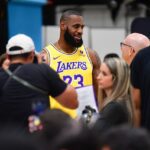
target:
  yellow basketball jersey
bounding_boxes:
[44,44,93,118]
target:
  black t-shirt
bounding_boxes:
[0,63,67,127]
[131,46,150,130]
[0,63,22,95]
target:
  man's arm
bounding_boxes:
[48,65,78,110]
[87,48,101,102]
[43,63,79,110]
[131,86,141,127]
[54,84,78,109]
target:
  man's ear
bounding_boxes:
[129,47,135,56]
[28,51,35,61]
[60,21,67,31]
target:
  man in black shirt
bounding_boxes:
[0,34,78,128]
[131,46,150,130]
[120,33,150,127]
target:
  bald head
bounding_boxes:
[123,33,150,52]
[121,33,150,65]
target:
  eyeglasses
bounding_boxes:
[120,42,135,52]
[120,42,133,48]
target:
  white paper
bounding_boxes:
[76,85,98,116]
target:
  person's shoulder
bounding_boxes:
[37,63,57,74]
[38,63,52,71]
[101,101,127,119]
[0,67,5,73]
[105,101,119,107]
[137,46,150,57]
[131,46,150,66]
[86,47,96,56]
[42,43,54,50]
[142,45,150,51]
[22,63,36,68]
[23,63,48,68]
[103,101,124,111]
[86,47,101,66]
[22,63,55,76]
[0,68,7,78]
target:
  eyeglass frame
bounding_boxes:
[120,42,135,52]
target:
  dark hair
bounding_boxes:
[60,10,82,22]
[9,46,23,52]
[39,109,72,139]
[8,52,32,60]
[104,53,119,61]
[7,46,34,60]
[53,124,99,150]
[32,109,74,148]
[99,125,150,150]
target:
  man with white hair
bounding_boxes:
[120,32,150,65]
[0,34,78,128]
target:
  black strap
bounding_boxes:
[4,67,48,95]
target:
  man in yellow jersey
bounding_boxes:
[40,10,101,118]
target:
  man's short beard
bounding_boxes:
[64,28,83,48]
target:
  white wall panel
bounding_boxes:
[91,28,126,60]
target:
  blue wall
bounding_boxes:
[10,0,47,4]
[8,1,46,51]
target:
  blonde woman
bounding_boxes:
[93,58,134,132]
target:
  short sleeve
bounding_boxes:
[41,64,67,97]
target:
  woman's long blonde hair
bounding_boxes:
[98,58,134,123]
